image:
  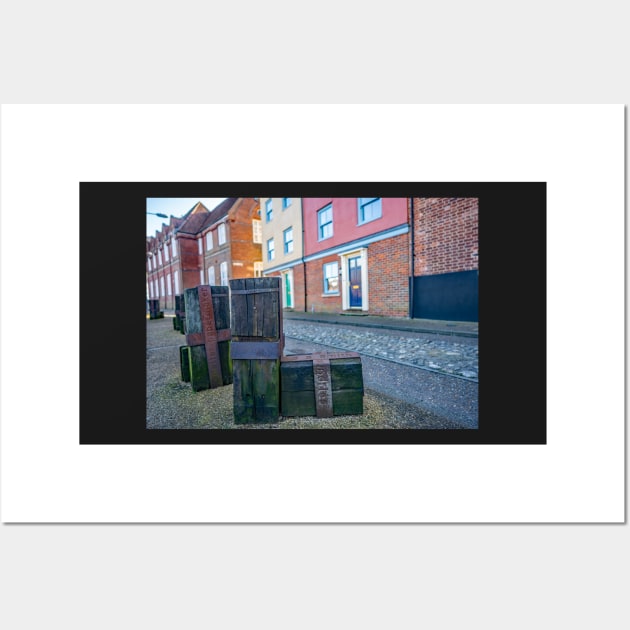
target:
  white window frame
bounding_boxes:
[218,223,226,245]
[318,204,333,241]
[265,199,273,222]
[200,267,205,285]
[174,271,180,295]
[254,262,263,278]
[283,227,294,254]
[267,238,275,261]
[208,266,216,286]
[160,276,165,297]
[220,261,228,286]
[323,261,340,295]
[357,197,382,225]
[282,197,291,209]
[206,232,213,250]
[164,243,169,262]
[198,238,203,255]
[158,249,162,266]
[167,273,171,295]
[252,219,262,243]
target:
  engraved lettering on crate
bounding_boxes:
[198,285,223,389]
[312,352,333,418]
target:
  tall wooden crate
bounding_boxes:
[183,285,232,391]
[229,277,283,423]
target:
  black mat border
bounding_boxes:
[79,182,546,445]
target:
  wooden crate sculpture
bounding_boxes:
[148,298,163,319]
[280,351,364,417]
[229,277,283,423]
[173,294,186,333]
[181,285,232,391]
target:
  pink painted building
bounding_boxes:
[301,197,411,317]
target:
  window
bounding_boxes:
[358,197,382,224]
[198,238,203,255]
[160,276,165,297]
[172,239,177,258]
[220,261,228,286]
[267,238,275,261]
[208,266,215,286]
[218,223,226,245]
[206,232,213,250]
[282,197,291,209]
[167,273,171,295]
[252,220,262,243]
[323,261,339,294]
[158,250,162,266]
[254,262,263,278]
[283,227,294,254]
[164,244,169,262]
[200,268,204,285]
[318,204,333,240]
[265,199,273,222]
[174,272,179,294]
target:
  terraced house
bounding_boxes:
[259,197,304,311]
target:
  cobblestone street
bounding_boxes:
[283,319,479,382]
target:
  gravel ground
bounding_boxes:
[146,316,475,430]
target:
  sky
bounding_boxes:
[146,198,227,237]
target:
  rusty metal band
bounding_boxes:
[230,340,282,360]
[198,286,224,388]
[312,353,333,418]
[186,328,230,347]
[281,351,360,363]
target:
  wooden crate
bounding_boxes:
[174,294,186,334]
[148,298,163,319]
[182,285,232,391]
[280,351,364,417]
[230,277,283,423]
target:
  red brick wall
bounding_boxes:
[368,233,410,317]
[292,264,306,312]
[179,235,202,290]
[413,197,478,276]
[266,264,306,312]
[230,198,262,279]
[305,255,342,314]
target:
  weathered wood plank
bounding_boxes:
[232,359,254,423]
[188,345,210,392]
[180,346,191,382]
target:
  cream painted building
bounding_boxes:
[260,197,303,310]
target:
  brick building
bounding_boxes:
[261,197,411,318]
[410,197,478,321]
[146,198,262,310]
[146,215,185,310]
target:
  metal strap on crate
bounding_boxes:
[198,286,226,388]
[231,340,282,360]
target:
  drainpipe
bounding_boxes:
[409,197,415,319]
